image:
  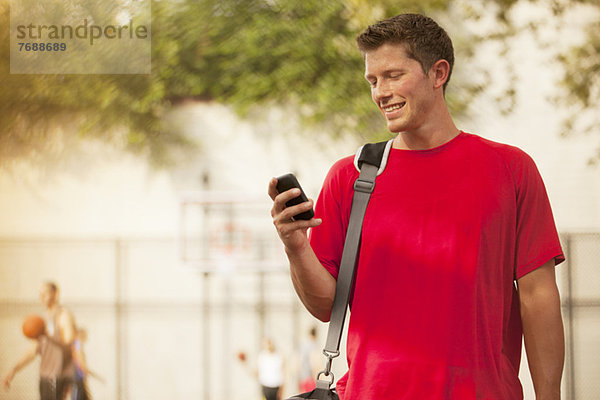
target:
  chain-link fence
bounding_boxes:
[559,233,600,400]
[0,233,598,399]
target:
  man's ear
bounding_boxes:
[431,59,450,90]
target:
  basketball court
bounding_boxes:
[0,192,599,399]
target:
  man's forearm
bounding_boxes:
[286,241,336,322]
[7,347,37,378]
[520,272,565,399]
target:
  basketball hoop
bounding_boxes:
[179,191,287,272]
[209,222,252,274]
[209,222,251,255]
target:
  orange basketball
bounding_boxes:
[22,314,45,339]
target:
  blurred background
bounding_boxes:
[0,0,599,399]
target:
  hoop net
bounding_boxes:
[179,191,286,273]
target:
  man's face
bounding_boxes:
[364,43,436,134]
[39,284,56,308]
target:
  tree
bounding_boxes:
[1,0,598,165]
[0,0,475,165]
[556,6,600,163]
[0,0,187,165]
[467,0,600,163]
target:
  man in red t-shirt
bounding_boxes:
[268,14,565,399]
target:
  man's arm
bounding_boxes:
[3,342,38,389]
[58,308,76,344]
[269,178,336,322]
[517,259,564,400]
[43,308,77,352]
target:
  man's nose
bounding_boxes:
[373,81,392,102]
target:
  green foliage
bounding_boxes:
[154,0,462,138]
[482,0,600,162]
[2,0,598,164]
[0,0,184,165]
[0,0,463,164]
[557,17,600,159]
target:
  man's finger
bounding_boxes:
[275,216,322,239]
[271,187,302,215]
[267,177,279,201]
[278,199,314,221]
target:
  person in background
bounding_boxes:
[297,326,321,393]
[70,327,91,400]
[3,281,78,400]
[238,337,285,400]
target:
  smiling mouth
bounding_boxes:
[382,102,406,113]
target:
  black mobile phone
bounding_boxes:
[276,173,315,220]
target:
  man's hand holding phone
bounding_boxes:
[268,174,322,253]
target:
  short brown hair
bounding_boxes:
[44,281,58,293]
[356,14,454,91]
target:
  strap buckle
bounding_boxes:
[353,178,375,193]
[315,370,335,389]
[322,350,339,374]
[315,350,339,389]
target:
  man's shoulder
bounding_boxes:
[331,153,357,170]
[325,154,358,181]
[318,154,359,201]
[464,132,523,153]
[57,306,75,324]
[463,132,534,165]
[462,133,543,189]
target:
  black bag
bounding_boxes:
[285,141,391,400]
[286,387,339,400]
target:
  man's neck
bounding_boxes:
[392,102,459,150]
[46,303,58,315]
[393,127,460,150]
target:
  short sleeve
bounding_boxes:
[309,156,356,280]
[513,151,565,279]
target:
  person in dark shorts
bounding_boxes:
[238,337,284,400]
[4,282,80,400]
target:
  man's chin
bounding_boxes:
[386,121,404,133]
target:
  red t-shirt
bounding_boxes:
[309,132,565,399]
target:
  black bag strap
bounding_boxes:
[356,140,391,171]
[316,139,392,389]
